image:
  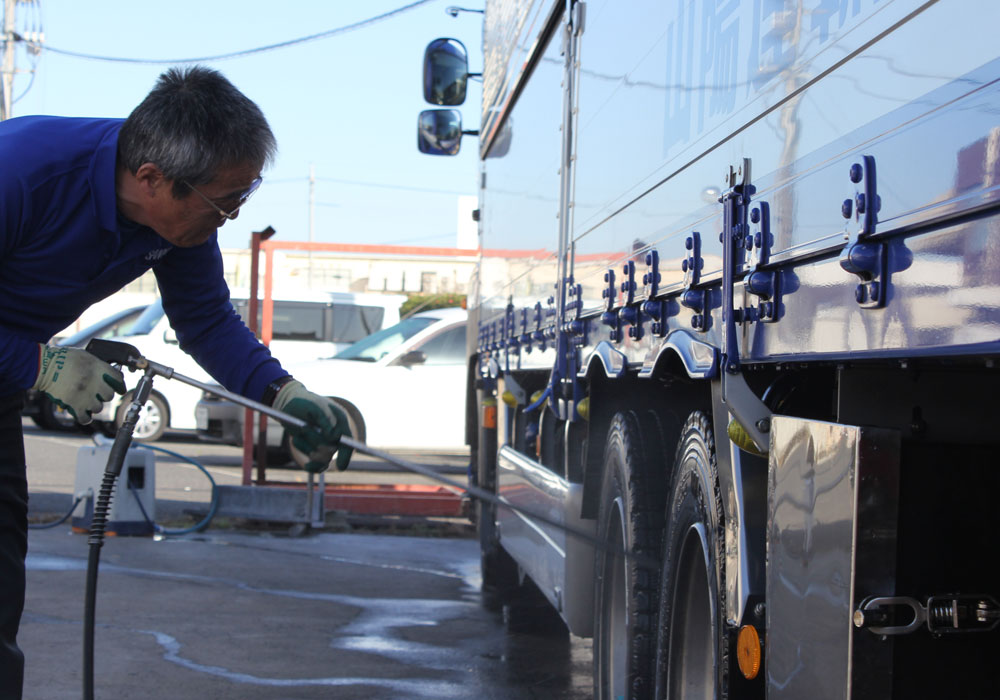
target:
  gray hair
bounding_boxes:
[118,65,277,197]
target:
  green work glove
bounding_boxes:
[271,379,352,472]
[32,344,126,424]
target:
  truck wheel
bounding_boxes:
[594,410,667,700]
[654,410,727,699]
[117,392,168,442]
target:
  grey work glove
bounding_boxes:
[32,344,126,424]
[271,380,352,472]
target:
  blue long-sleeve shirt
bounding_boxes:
[0,115,286,400]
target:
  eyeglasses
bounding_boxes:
[183,176,262,220]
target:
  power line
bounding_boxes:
[267,175,474,197]
[317,176,473,196]
[30,0,434,65]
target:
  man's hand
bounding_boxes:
[32,345,126,424]
[271,380,352,472]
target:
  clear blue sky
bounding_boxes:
[6,0,483,250]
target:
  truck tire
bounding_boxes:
[654,410,727,699]
[594,410,667,700]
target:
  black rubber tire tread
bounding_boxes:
[594,409,669,700]
[654,410,728,700]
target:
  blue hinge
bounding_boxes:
[720,159,755,372]
[840,155,886,308]
[600,267,622,342]
[744,200,780,323]
[618,260,644,340]
[562,281,587,344]
[531,301,545,350]
[641,249,668,337]
[681,232,709,332]
[682,231,704,286]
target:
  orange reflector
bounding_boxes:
[482,402,497,429]
[737,625,762,680]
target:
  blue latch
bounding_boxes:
[839,155,886,309]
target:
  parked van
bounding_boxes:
[93,290,405,441]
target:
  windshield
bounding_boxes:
[126,298,166,336]
[334,316,437,362]
[58,306,146,347]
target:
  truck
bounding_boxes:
[418,1,1000,697]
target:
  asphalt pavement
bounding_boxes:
[19,422,594,699]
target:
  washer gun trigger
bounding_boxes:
[85,338,147,372]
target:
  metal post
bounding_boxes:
[308,164,315,289]
[2,0,16,121]
[242,227,275,485]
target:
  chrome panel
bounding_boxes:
[562,482,596,637]
[478,12,563,313]
[569,0,1000,312]
[481,0,562,156]
[478,0,1000,372]
[767,416,900,700]
[496,445,596,635]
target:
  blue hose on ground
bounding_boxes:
[130,443,219,535]
[27,495,85,530]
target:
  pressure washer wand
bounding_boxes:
[84,339,654,569]
[334,436,659,567]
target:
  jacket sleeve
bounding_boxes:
[0,144,41,391]
[152,235,287,401]
[0,333,40,391]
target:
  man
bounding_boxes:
[0,66,351,698]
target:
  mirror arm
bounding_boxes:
[462,130,479,136]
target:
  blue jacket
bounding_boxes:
[0,115,285,400]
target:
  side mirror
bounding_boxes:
[418,109,464,156]
[423,38,470,106]
[397,350,427,367]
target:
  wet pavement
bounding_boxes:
[23,528,592,699]
[19,424,594,699]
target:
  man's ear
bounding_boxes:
[133,162,170,197]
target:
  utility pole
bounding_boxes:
[308,164,315,289]
[1,0,15,121]
[1,0,42,122]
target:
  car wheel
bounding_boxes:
[36,395,79,432]
[332,399,365,445]
[117,392,169,442]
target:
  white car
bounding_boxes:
[93,291,405,441]
[22,304,148,431]
[196,307,469,453]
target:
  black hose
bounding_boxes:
[83,470,118,700]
